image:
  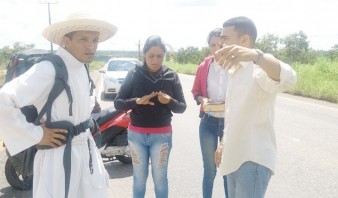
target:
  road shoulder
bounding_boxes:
[279,92,338,109]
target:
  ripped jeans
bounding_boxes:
[128,130,172,198]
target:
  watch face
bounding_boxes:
[254,49,263,64]
[256,49,263,55]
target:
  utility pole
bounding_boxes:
[135,40,143,60]
[40,0,58,53]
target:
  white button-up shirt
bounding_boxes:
[207,60,228,103]
[206,60,228,118]
[221,61,297,176]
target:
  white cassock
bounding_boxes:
[0,47,109,198]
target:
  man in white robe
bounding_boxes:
[0,12,117,198]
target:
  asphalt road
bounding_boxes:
[0,71,337,198]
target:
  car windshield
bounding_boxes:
[107,60,137,71]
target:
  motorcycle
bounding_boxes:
[4,106,131,190]
[92,107,132,164]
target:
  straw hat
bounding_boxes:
[42,11,117,45]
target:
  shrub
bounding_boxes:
[289,57,338,103]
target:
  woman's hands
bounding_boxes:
[215,144,223,167]
[158,91,171,104]
[136,91,172,106]
[198,96,210,105]
[136,92,158,105]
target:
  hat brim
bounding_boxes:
[42,18,117,45]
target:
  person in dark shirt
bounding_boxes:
[114,35,186,198]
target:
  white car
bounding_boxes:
[100,57,141,99]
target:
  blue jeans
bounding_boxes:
[128,130,172,198]
[199,114,228,198]
[227,161,272,198]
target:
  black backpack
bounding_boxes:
[5,49,49,84]
[16,54,73,126]
[7,54,100,184]
[7,54,73,181]
[20,53,96,125]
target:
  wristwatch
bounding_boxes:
[254,49,263,64]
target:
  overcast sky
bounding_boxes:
[1,0,338,51]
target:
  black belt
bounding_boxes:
[201,112,224,122]
[37,119,91,198]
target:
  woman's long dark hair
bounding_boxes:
[143,35,167,54]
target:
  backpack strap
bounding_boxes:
[34,54,73,125]
[84,63,95,96]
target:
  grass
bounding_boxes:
[89,61,105,71]
[288,57,338,103]
[164,61,197,75]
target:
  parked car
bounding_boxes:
[100,57,141,99]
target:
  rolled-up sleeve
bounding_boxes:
[256,61,297,94]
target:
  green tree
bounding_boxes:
[332,44,338,50]
[0,46,12,68]
[256,33,280,54]
[328,44,338,61]
[175,46,210,64]
[185,46,201,64]
[281,31,310,63]
[200,47,210,60]
[175,47,187,64]
[0,42,35,69]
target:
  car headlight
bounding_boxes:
[106,77,118,83]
